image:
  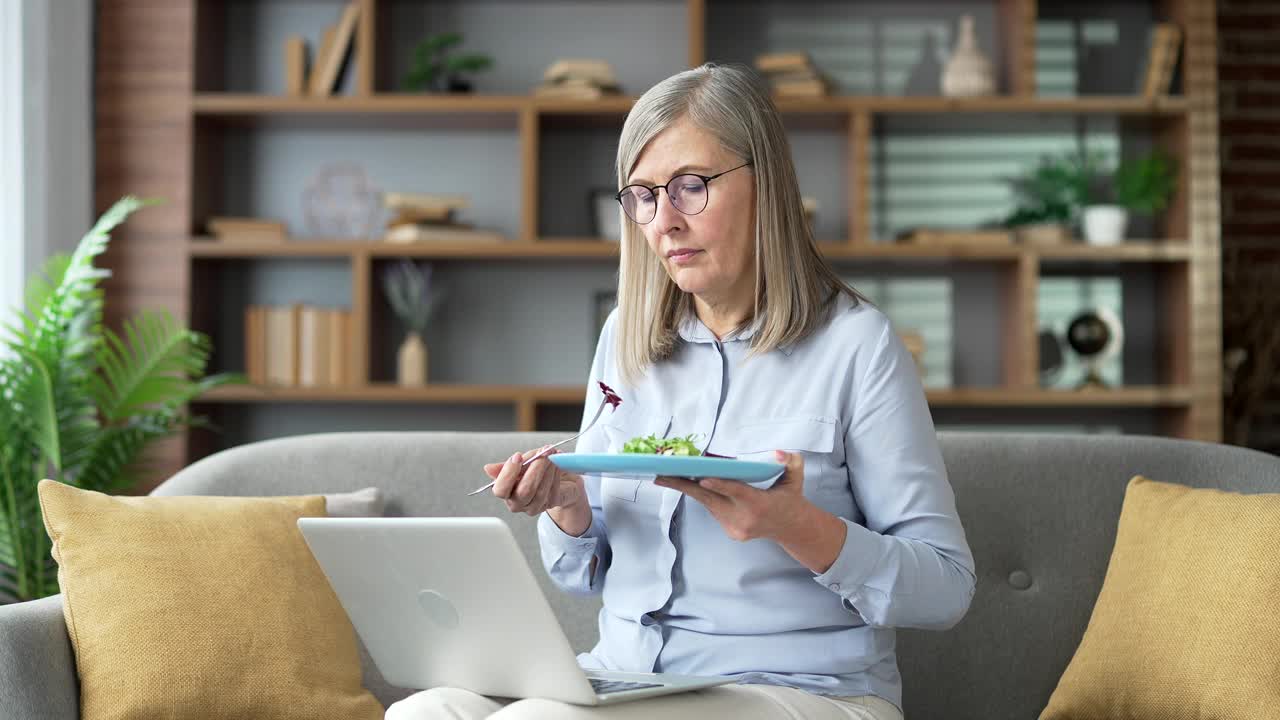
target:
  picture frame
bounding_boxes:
[589,187,622,242]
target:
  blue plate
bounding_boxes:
[548,453,785,486]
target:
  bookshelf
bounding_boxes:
[187,238,1193,263]
[94,0,1220,489]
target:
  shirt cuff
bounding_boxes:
[537,511,600,555]
[812,518,886,615]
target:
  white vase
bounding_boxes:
[942,15,996,98]
[397,332,428,386]
[1082,205,1128,245]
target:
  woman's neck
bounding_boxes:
[693,293,754,341]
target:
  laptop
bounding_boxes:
[297,516,735,705]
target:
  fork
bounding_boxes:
[467,396,613,497]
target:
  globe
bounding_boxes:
[1067,312,1111,357]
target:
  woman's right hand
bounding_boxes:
[482,447,591,535]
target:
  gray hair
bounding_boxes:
[612,62,864,385]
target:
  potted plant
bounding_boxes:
[0,196,241,603]
[402,32,493,93]
[382,260,445,386]
[1002,153,1092,244]
[1081,150,1178,246]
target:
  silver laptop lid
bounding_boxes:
[297,516,598,704]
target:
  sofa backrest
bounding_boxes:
[158,431,1280,717]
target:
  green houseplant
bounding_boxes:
[1002,152,1097,244]
[0,196,240,603]
[401,32,493,93]
[1081,150,1178,245]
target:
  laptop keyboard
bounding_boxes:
[589,678,664,695]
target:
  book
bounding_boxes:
[297,306,328,388]
[386,208,465,227]
[772,78,828,97]
[265,305,300,387]
[755,52,813,74]
[899,330,926,372]
[285,36,308,96]
[534,83,613,100]
[543,59,617,86]
[327,310,348,386]
[208,217,287,242]
[897,228,1013,245]
[310,1,361,96]
[1153,24,1182,96]
[1140,23,1181,99]
[310,24,337,95]
[382,192,470,212]
[384,224,506,244]
[244,305,267,385]
[765,69,821,85]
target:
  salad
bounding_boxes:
[622,433,702,456]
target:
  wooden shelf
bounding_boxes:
[532,96,641,114]
[854,95,1189,115]
[188,238,1191,263]
[192,93,1189,119]
[1033,243,1194,262]
[188,238,619,259]
[924,387,1193,408]
[94,0,1222,487]
[198,384,1192,408]
[199,384,584,405]
[192,94,531,115]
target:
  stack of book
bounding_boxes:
[534,59,622,100]
[1140,22,1182,99]
[207,217,287,243]
[896,227,1014,246]
[245,305,352,388]
[382,193,504,243]
[284,0,363,97]
[754,52,829,98]
[747,51,829,96]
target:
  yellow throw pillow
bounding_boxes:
[1041,475,1280,719]
[37,479,384,720]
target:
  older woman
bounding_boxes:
[388,62,974,720]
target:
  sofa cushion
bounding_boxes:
[1040,475,1280,719]
[37,479,385,720]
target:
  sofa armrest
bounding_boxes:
[0,594,79,719]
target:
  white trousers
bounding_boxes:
[385,684,904,720]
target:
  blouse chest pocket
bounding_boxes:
[727,416,842,492]
[598,412,673,502]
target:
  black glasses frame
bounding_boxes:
[615,161,753,224]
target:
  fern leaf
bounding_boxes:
[75,415,173,494]
[11,348,60,472]
[92,311,213,421]
[29,196,155,369]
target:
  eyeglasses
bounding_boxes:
[615,161,752,225]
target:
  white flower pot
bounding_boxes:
[1082,205,1128,246]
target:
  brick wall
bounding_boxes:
[1219,0,1280,453]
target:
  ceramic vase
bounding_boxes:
[397,332,428,386]
[942,15,996,98]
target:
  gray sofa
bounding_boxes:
[3,431,1279,719]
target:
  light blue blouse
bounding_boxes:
[537,292,975,710]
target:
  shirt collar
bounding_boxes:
[676,311,794,356]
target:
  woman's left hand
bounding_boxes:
[655,450,810,542]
